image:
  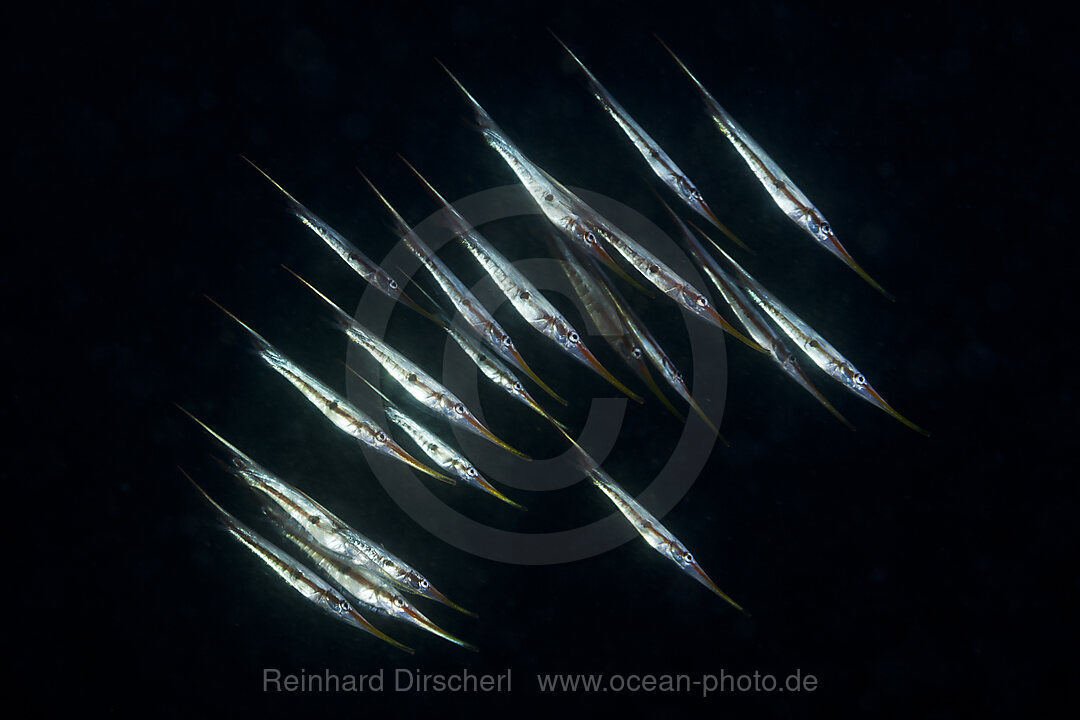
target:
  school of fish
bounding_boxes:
[177,33,928,654]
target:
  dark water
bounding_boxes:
[14,2,1072,716]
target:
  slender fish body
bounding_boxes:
[279,522,477,651]
[550,31,747,251]
[399,159,644,403]
[588,469,743,613]
[204,297,451,482]
[241,156,421,310]
[438,62,764,353]
[701,237,928,435]
[557,432,744,612]
[178,409,475,615]
[410,283,567,432]
[180,468,414,653]
[348,368,526,510]
[548,230,724,438]
[441,322,567,432]
[436,60,637,286]
[359,164,563,406]
[664,206,852,427]
[281,267,529,460]
[583,249,725,440]
[656,38,892,300]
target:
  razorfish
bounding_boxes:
[656,37,893,300]
[399,158,644,402]
[282,267,530,460]
[204,297,452,481]
[548,229,726,442]
[558,431,744,613]
[241,156,423,312]
[347,366,527,510]
[358,164,564,406]
[699,236,928,435]
[177,409,474,616]
[549,30,748,252]
[661,201,853,428]
[271,512,478,651]
[438,61,765,354]
[409,282,567,432]
[179,467,414,653]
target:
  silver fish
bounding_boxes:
[348,366,527,510]
[241,156,423,311]
[204,296,452,482]
[179,467,414,653]
[558,433,744,612]
[281,267,530,460]
[359,163,565,406]
[411,282,567,433]
[665,204,854,428]
[177,408,475,615]
[436,60,648,292]
[399,159,644,402]
[700,236,928,435]
[278,521,477,651]
[656,37,893,300]
[585,250,725,439]
[550,30,749,252]
[438,61,764,354]
[548,229,726,441]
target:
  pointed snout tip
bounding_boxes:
[396,449,456,484]
[469,418,531,461]
[698,573,746,614]
[865,386,930,437]
[429,588,478,619]
[474,478,527,511]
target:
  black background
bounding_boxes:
[11,2,1073,716]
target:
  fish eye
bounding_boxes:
[419,578,430,589]
[820,222,831,234]
[388,279,398,289]
[375,431,387,443]
[544,193,554,203]
[513,381,523,391]
[567,330,580,344]
[691,188,703,201]
[583,231,596,244]
[393,596,406,608]
[854,373,866,385]
[682,552,694,564]
[466,467,479,477]
[631,347,643,359]
[454,403,466,414]
[519,291,531,301]
[695,295,709,307]
[339,600,351,611]
[502,336,513,347]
